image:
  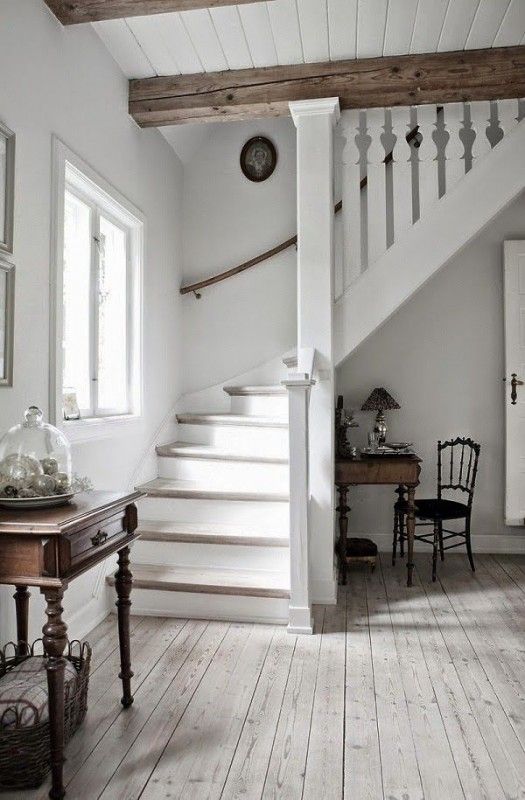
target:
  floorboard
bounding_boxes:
[6,553,525,800]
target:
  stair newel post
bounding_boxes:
[366,108,388,266]
[390,106,413,243]
[469,101,491,166]
[282,373,315,634]
[442,102,466,195]
[341,109,362,289]
[290,97,340,625]
[496,98,519,139]
[416,104,438,217]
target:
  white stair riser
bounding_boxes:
[178,423,288,458]
[132,540,290,572]
[138,496,289,531]
[229,395,288,417]
[157,455,289,490]
[114,589,289,625]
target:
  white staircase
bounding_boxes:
[117,384,292,624]
[334,98,525,364]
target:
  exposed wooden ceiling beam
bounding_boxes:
[129,45,525,127]
[44,0,271,25]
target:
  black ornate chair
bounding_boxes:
[393,437,481,581]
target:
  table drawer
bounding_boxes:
[69,511,128,566]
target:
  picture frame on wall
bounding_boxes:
[0,259,15,386]
[0,120,15,255]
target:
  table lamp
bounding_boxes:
[361,388,400,445]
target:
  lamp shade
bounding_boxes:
[361,387,400,411]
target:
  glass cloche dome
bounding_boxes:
[0,406,73,507]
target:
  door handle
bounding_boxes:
[510,373,524,405]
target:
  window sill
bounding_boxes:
[61,414,143,444]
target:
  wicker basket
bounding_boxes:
[0,639,91,791]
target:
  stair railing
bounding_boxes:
[336,98,524,300]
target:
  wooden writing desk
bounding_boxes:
[0,490,143,799]
[335,455,421,587]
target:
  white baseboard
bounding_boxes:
[354,532,525,554]
[311,568,338,605]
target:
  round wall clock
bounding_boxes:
[240,136,277,182]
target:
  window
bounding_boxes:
[52,140,143,438]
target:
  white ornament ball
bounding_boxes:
[31,474,56,496]
[54,472,70,492]
[41,457,59,475]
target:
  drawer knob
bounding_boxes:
[91,530,108,547]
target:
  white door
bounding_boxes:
[504,240,525,525]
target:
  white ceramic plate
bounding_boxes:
[0,493,75,510]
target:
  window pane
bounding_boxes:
[97,216,128,412]
[63,191,91,411]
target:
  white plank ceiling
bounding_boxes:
[94,0,525,80]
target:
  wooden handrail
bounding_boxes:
[181,125,421,297]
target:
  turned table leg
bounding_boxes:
[336,484,350,586]
[14,585,30,655]
[115,546,134,708]
[406,486,416,588]
[42,586,68,800]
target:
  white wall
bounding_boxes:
[0,1,184,642]
[337,191,525,552]
[181,118,297,394]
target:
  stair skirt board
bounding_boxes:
[109,589,290,626]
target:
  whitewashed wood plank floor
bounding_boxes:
[7,553,525,800]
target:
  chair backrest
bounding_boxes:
[437,437,481,507]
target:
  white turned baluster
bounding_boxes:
[366,108,387,266]
[416,104,438,217]
[470,101,491,166]
[442,102,466,194]
[390,107,413,242]
[341,110,362,288]
[496,98,519,139]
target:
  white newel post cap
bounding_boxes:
[289,97,341,127]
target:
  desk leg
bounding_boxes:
[336,484,350,586]
[406,487,416,588]
[14,585,30,655]
[115,546,134,708]
[42,587,68,800]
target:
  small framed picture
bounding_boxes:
[0,121,15,255]
[0,259,15,386]
[240,136,277,183]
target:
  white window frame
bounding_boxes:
[51,138,144,442]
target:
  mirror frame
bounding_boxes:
[0,120,15,255]
[0,258,15,386]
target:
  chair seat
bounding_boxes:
[399,497,469,520]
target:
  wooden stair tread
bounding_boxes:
[137,520,289,547]
[223,385,287,396]
[107,564,290,599]
[155,441,288,463]
[176,413,288,428]
[138,478,289,502]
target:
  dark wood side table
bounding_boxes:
[0,490,143,799]
[335,455,421,587]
